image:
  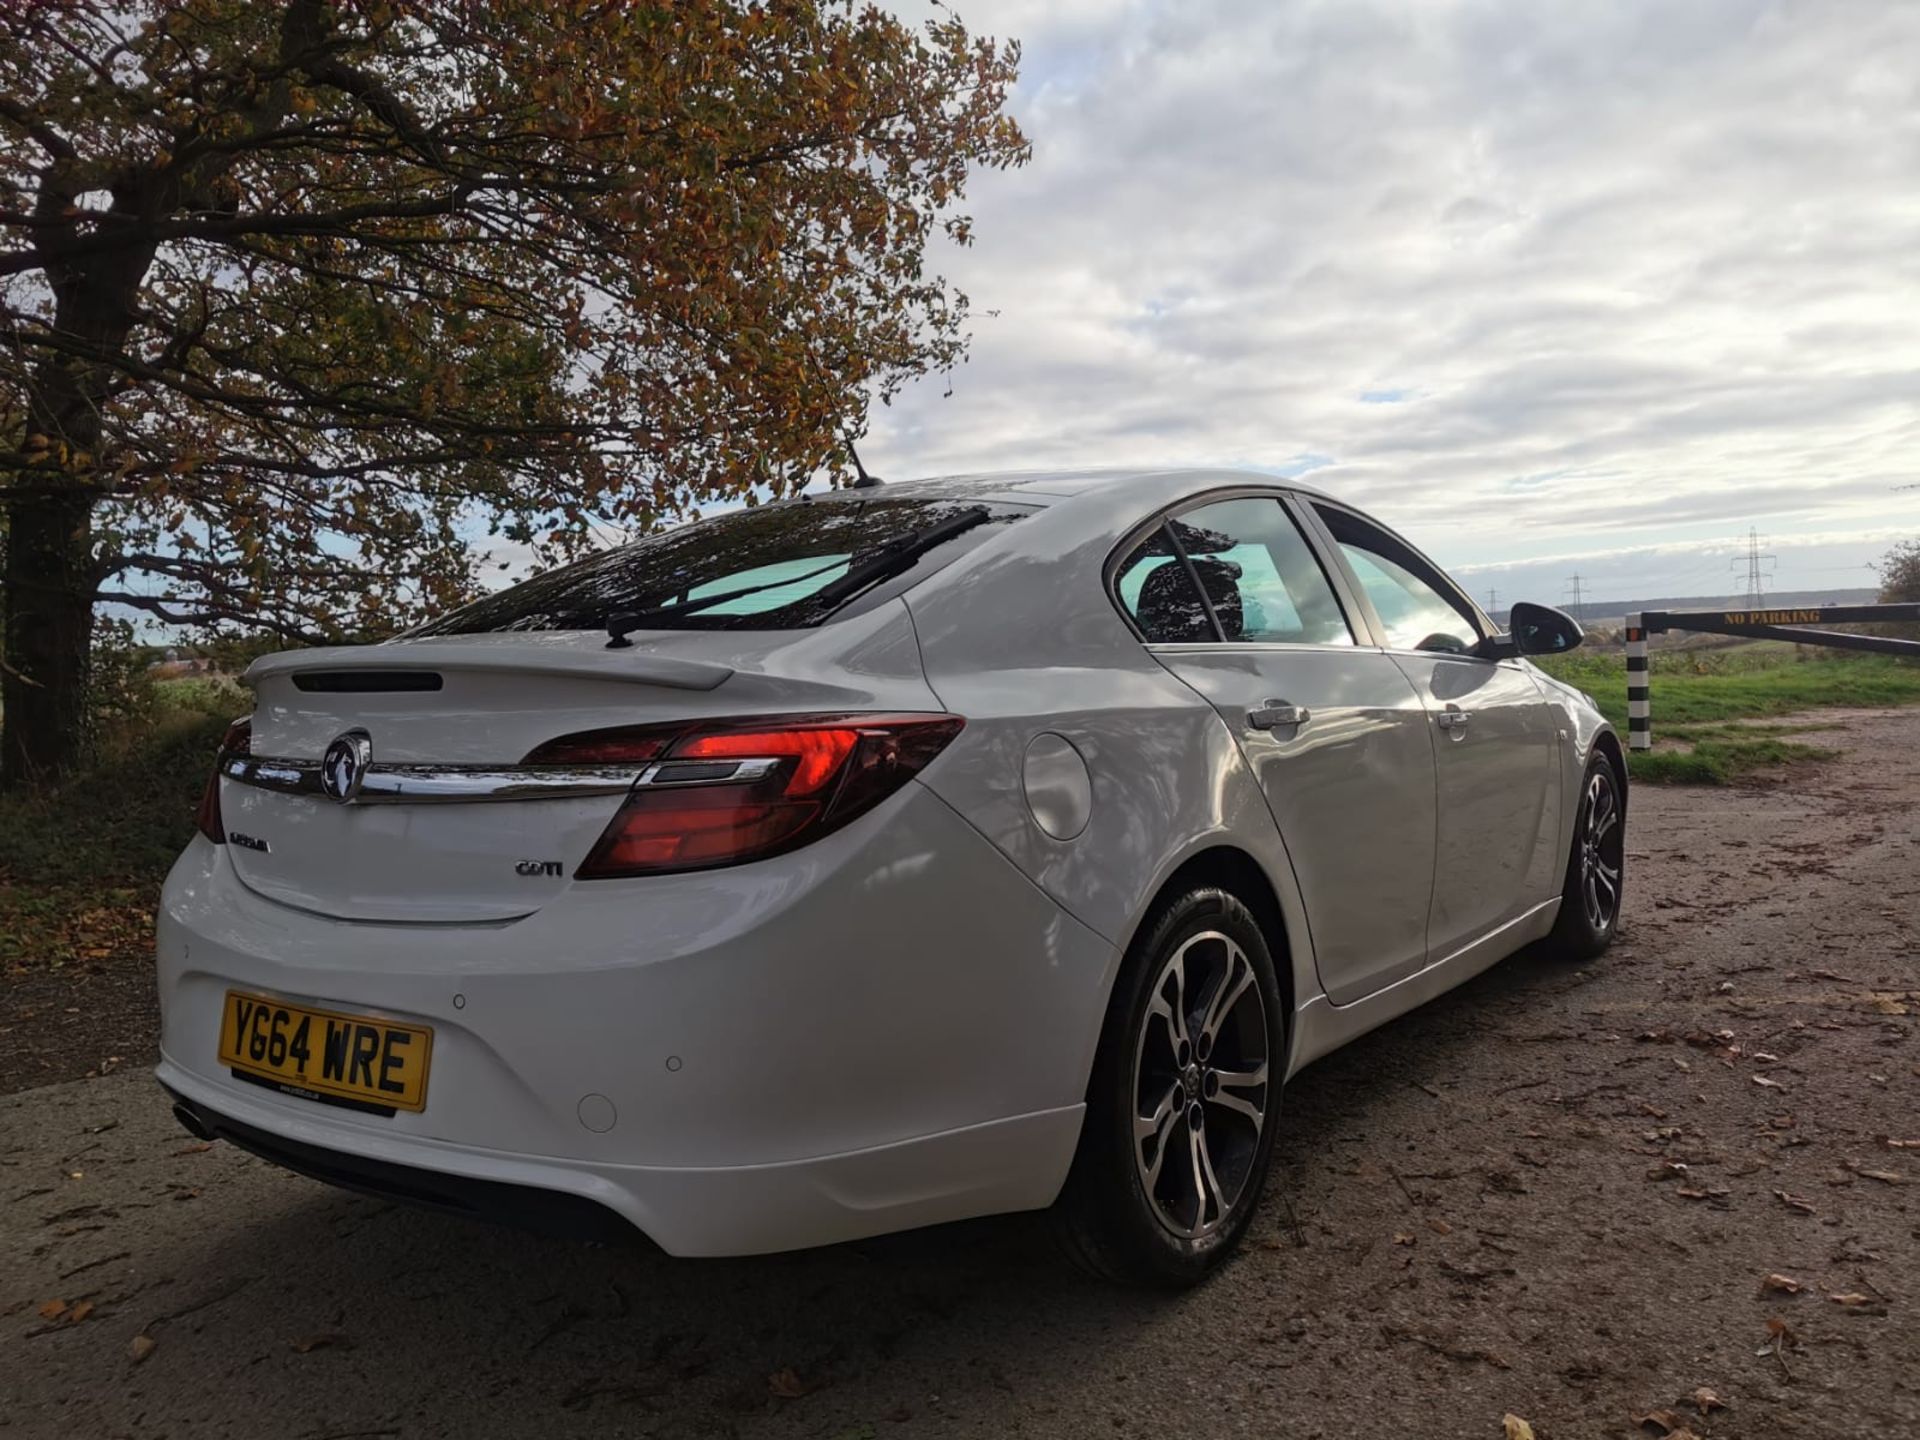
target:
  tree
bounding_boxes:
[1880,540,1920,605]
[0,1,1027,786]
[1879,539,1920,649]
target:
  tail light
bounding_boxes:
[527,714,964,878]
[195,716,253,844]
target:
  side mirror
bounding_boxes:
[1506,600,1584,657]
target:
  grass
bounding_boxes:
[0,680,241,973]
[1534,645,1920,784]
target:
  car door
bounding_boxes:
[1114,492,1439,1005]
[1304,501,1563,962]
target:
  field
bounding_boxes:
[1533,642,1920,783]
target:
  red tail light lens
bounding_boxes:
[566,714,964,878]
[196,716,253,844]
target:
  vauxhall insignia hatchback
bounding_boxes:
[158,469,1624,1285]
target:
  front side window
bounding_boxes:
[1113,495,1354,646]
[1314,505,1481,654]
[413,497,1027,634]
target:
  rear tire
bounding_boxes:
[1545,754,1625,961]
[1054,887,1283,1287]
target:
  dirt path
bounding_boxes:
[3,709,1917,1439]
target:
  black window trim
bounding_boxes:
[1103,485,1367,651]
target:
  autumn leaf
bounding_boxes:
[1501,1416,1535,1440]
[37,1299,68,1321]
[1692,1387,1726,1415]
[291,1332,353,1353]
[1760,1273,1803,1295]
[129,1333,158,1363]
[768,1367,814,1400]
[1850,1166,1905,1185]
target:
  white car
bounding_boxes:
[158,469,1623,1285]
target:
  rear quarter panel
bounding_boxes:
[905,492,1322,1079]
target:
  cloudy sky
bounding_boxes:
[865,0,1920,608]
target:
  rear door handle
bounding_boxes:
[1436,704,1471,732]
[1248,700,1311,730]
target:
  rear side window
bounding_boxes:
[414,497,1028,635]
[1114,529,1214,643]
[1114,496,1354,645]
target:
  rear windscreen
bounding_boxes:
[412,496,1029,635]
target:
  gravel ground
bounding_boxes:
[3,707,1917,1440]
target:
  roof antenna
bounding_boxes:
[848,440,883,489]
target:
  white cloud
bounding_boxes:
[871,0,1920,598]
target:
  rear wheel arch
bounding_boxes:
[1126,846,1295,1051]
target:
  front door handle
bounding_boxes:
[1436,704,1471,733]
[1249,700,1311,730]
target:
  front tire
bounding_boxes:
[1546,755,1625,961]
[1055,887,1283,1287]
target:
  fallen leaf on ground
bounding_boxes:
[1502,1416,1535,1440]
[1884,1138,1920,1150]
[1427,1218,1453,1235]
[172,1142,213,1156]
[128,1333,157,1363]
[1633,1409,1682,1434]
[1828,1292,1882,1310]
[1850,1166,1905,1185]
[1761,1273,1803,1294]
[1773,1190,1816,1214]
[65,1300,94,1324]
[1393,1231,1416,1246]
[1751,1074,1785,1090]
[1693,1386,1726,1414]
[768,1368,814,1400]
[290,1332,352,1353]
[37,1299,68,1321]
[1676,1187,1729,1203]
[1869,995,1910,1016]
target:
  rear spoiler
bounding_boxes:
[245,641,733,693]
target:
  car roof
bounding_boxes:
[805,467,1338,511]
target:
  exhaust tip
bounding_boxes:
[172,1103,215,1142]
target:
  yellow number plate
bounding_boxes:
[218,991,432,1114]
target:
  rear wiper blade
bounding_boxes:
[800,506,992,615]
[605,557,849,647]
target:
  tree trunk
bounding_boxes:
[1,138,161,788]
[1,488,95,786]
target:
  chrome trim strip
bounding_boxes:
[634,757,781,788]
[220,755,644,804]
[219,753,782,804]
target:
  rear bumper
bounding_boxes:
[155,781,1114,1256]
[158,1062,1082,1255]
[163,1080,639,1244]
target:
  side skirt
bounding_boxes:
[1284,897,1561,1078]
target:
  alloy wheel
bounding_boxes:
[1579,766,1624,931]
[1131,930,1270,1238]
